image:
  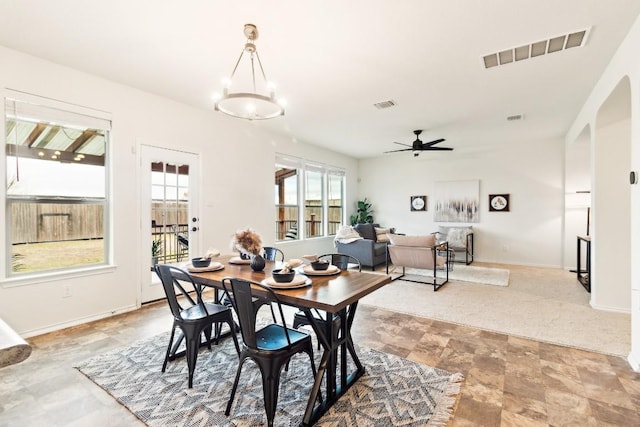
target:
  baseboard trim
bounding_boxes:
[589,301,631,314]
[21,304,139,338]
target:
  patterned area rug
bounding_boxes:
[76,332,463,426]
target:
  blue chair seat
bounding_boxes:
[256,324,310,351]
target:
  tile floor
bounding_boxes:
[1,297,639,426]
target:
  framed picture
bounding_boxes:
[410,195,427,211]
[489,194,510,212]
[434,180,480,222]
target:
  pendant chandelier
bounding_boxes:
[213,24,285,120]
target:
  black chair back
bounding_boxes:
[155,264,201,319]
[262,246,285,262]
[319,253,362,271]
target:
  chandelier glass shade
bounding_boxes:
[214,24,285,120]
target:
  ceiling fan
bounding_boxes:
[384,130,453,157]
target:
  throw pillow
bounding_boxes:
[334,225,364,245]
[374,227,391,243]
[447,227,472,247]
[388,234,435,247]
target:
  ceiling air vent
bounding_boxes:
[373,100,397,109]
[483,28,590,69]
[507,114,524,121]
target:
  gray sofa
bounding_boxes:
[335,223,392,270]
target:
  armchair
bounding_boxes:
[334,223,392,270]
[435,226,474,265]
[386,234,449,291]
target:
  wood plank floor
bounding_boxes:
[1,293,639,425]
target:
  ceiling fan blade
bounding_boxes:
[421,138,446,147]
[384,131,452,154]
[383,148,413,153]
[422,146,454,151]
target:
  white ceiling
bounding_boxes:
[1,1,639,159]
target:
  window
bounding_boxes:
[151,162,190,263]
[275,162,299,241]
[327,170,344,236]
[5,96,111,276]
[305,168,323,238]
[275,155,344,241]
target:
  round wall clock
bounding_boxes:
[411,195,426,211]
[489,194,509,212]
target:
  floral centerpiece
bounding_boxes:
[231,228,265,271]
[231,227,262,255]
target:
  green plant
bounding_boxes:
[349,198,374,225]
[151,239,162,257]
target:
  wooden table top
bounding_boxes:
[180,254,392,313]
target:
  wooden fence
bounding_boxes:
[11,202,104,244]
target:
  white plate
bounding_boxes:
[187,262,224,273]
[229,256,251,265]
[302,264,341,276]
[262,275,312,289]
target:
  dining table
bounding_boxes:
[178,253,392,426]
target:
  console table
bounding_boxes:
[576,235,591,292]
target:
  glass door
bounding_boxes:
[140,145,199,303]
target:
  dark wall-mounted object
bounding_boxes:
[630,171,638,184]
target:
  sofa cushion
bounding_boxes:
[354,223,377,241]
[388,234,435,247]
[375,227,391,243]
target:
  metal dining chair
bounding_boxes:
[155,265,240,388]
[291,253,361,345]
[221,277,319,427]
[262,246,285,262]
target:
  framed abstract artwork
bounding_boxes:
[434,180,479,222]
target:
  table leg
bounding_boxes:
[300,303,365,426]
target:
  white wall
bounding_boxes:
[0,45,358,336]
[592,119,631,312]
[566,13,640,368]
[358,136,564,267]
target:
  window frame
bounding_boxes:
[3,92,112,280]
[275,154,345,241]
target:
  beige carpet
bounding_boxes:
[362,263,630,357]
